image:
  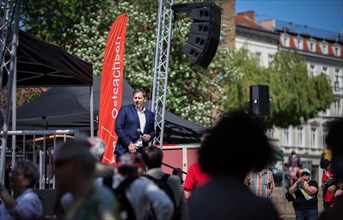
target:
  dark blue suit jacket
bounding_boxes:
[114,104,155,157]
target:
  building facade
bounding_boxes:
[272,20,343,182]
[234,11,343,182]
[235,11,279,68]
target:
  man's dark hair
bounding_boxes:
[56,139,96,175]
[133,88,147,97]
[199,110,274,181]
[14,159,39,188]
[141,146,163,169]
[118,153,145,176]
[320,158,330,170]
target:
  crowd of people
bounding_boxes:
[283,118,343,220]
[0,89,342,220]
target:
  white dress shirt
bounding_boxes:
[135,107,146,148]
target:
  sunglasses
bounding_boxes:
[301,173,310,176]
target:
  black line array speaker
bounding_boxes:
[182,3,221,68]
[249,85,270,117]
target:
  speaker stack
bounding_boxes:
[173,3,221,68]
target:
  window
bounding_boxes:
[321,42,328,54]
[267,129,274,138]
[309,43,314,51]
[255,51,262,64]
[295,37,303,50]
[324,107,331,116]
[297,127,303,146]
[255,51,261,58]
[282,34,290,47]
[334,68,342,92]
[333,46,341,56]
[310,128,316,147]
[334,75,340,92]
[284,129,289,145]
[334,100,341,117]
[309,64,315,76]
[268,54,274,67]
[308,40,316,52]
[322,66,328,75]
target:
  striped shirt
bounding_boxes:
[245,169,274,199]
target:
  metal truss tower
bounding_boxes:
[151,0,174,147]
[0,0,21,182]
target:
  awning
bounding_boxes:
[2,30,93,87]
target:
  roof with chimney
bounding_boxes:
[235,11,276,34]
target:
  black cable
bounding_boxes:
[162,162,187,174]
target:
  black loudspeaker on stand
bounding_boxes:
[249,85,270,117]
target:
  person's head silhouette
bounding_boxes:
[325,118,343,181]
[199,110,274,181]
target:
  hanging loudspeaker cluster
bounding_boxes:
[173,3,221,68]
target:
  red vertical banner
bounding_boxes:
[98,13,128,164]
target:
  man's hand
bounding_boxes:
[128,143,138,153]
[296,178,304,186]
[142,134,151,142]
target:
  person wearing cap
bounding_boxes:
[115,89,155,162]
[288,168,319,220]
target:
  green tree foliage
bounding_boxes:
[223,48,335,128]
[0,88,47,107]
[21,0,232,126]
[21,0,113,46]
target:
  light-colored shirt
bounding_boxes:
[135,107,146,148]
[0,188,43,220]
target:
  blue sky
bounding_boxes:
[236,0,343,33]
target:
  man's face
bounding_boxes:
[10,167,31,191]
[301,172,311,182]
[133,92,146,110]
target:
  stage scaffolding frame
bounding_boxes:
[151,0,174,147]
[0,0,21,183]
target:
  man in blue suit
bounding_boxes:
[115,88,155,161]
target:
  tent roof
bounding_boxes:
[16,76,205,144]
[3,30,93,87]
